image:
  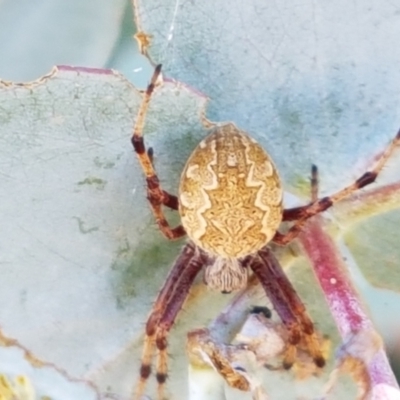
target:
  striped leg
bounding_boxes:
[133,243,204,400]
[245,248,325,368]
[131,64,184,239]
[276,129,400,244]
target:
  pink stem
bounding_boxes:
[299,219,399,391]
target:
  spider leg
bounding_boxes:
[276,129,400,244]
[245,248,325,368]
[147,146,180,211]
[310,164,319,202]
[133,242,204,400]
[131,64,184,238]
[259,248,324,367]
[282,164,319,221]
[154,263,203,399]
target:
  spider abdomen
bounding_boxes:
[179,123,283,258]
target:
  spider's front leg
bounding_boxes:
[275,129,400,245]
[133,242,204,400]
[243,248,325,369]
[147,146,180,211]
[131,64,184,239]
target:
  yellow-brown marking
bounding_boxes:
[179,123,283,258]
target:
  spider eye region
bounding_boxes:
[179,123,283,258]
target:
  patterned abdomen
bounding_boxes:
[179,123,283,258]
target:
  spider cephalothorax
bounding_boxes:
[131,64,400,400]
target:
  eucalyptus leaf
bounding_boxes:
[132,1,400,398]
[0,0,126,81]
[0,66,212,399]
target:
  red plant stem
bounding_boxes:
[299,218,399,390]
[299,219,368,335]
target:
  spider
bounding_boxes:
[131,64,400,400]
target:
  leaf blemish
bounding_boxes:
[72,217,99,234]
[76,176,107,190]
